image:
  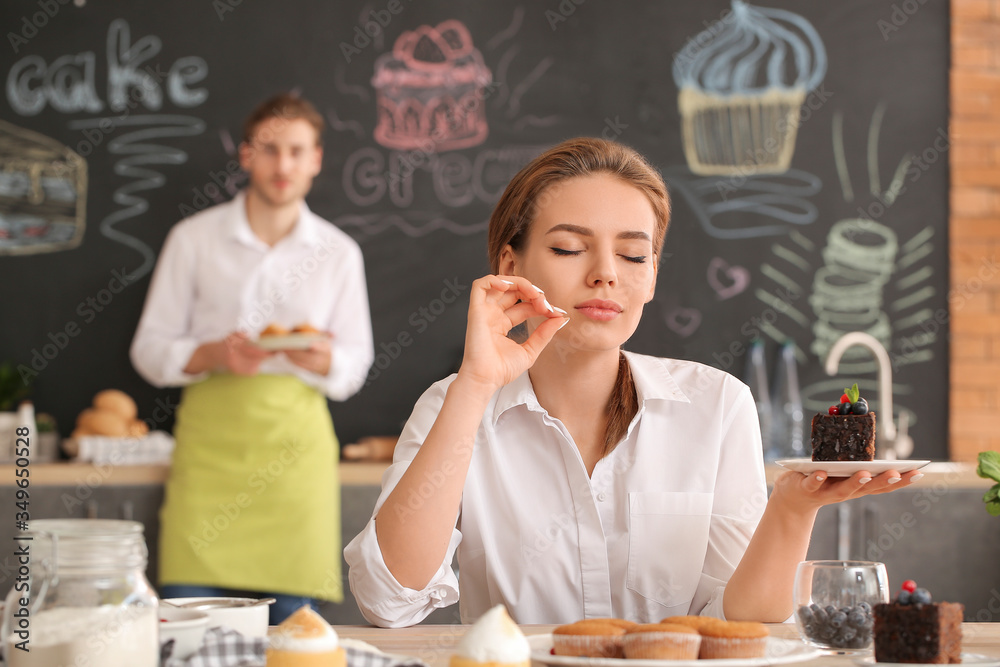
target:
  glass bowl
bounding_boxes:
[793,560,889,652]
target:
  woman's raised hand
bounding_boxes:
[457,275,569,393]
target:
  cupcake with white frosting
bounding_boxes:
[450,605,530,667]
[672,0,827,176]
[266,605,346,667]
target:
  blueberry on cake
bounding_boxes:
[811,383,876,461]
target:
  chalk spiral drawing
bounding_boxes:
[69,114,205,280]
[672,1,826,176]
[665,166,821,240]
[0,119,87,255]
[754,105,934,424]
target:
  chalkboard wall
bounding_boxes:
[0,0,950,459]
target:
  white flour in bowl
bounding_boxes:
[6,605,158,667]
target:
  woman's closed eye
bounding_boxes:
[549,247,647,263]
[549,247,582,256]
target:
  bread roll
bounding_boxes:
[292,323,321,334]
[126,420,149,437]
[76,408,129,437]
[93,389,138,421]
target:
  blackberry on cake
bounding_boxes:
[874,581,963,664]
[811,383,876,461]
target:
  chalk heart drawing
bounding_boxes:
[707,257,750,300]
[666,308,702,337]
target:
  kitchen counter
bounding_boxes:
[0,460,390,486]
[338,622,1000,667]
[0,460,990,488]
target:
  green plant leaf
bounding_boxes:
[844,383,860,404]
[984,484,1000,504]
[988,499,1000,517]
[977,451,1000,483]
[0,362,32,412]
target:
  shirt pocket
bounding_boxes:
[626,491,713,607]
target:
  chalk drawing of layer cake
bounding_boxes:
[372,20,492,152]
[0,119,86,255]
[673,0,826,176]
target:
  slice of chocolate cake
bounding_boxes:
[811,412,876,461]
[811,382,876,461]
[874,583,963,664]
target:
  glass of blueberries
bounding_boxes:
[794,560,890,652]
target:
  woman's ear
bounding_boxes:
[498,244,519,276]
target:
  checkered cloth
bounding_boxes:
[162,627,429,667]
[162,627,265,666]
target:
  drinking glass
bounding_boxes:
[793,560,889,652]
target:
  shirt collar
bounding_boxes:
[491,351,690,425]
[227,189,319,248]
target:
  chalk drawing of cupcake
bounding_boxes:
[673,1,826,176]
[372,20,492,152]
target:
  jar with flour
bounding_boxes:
[2,519,159,667]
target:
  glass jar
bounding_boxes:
[2,519,159,667]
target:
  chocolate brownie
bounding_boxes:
[874,600,963,664]
[810,412,876,461]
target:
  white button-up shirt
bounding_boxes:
[130,191,374,400]
[345,351,767,627]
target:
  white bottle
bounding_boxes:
[16,400,34,462]
[744,340,773,459]
[771,341,805,459]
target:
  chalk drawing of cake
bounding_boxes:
[372,20,492,151]
[672,1,826,176]
[0,119,86,255]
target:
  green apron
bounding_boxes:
[159,373,342,602]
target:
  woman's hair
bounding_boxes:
[487,137,671,456]
[242,93,325,147]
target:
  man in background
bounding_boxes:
[131,93,374,623]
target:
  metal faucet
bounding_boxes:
[824,331,913,459]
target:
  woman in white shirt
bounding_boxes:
[344,137,920,627]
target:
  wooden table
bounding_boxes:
[337,623,1000,667]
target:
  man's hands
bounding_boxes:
[183,331,332,377]
[284,337,332,375]
[222,332,275,375]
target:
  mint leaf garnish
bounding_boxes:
[844,383,860,404]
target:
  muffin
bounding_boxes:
[552,620,628,659]
[586,618,638,631]
[660,615,726,633]
[449,605,529,667]
[260,323,289,337]
[697,620,769,659]
[623,623,701,660]
[266,605,346,667]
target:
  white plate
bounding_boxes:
[252,333,328,350]
[775,459,931,477]
[528,634,821,666]
[853,654,1000,666]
